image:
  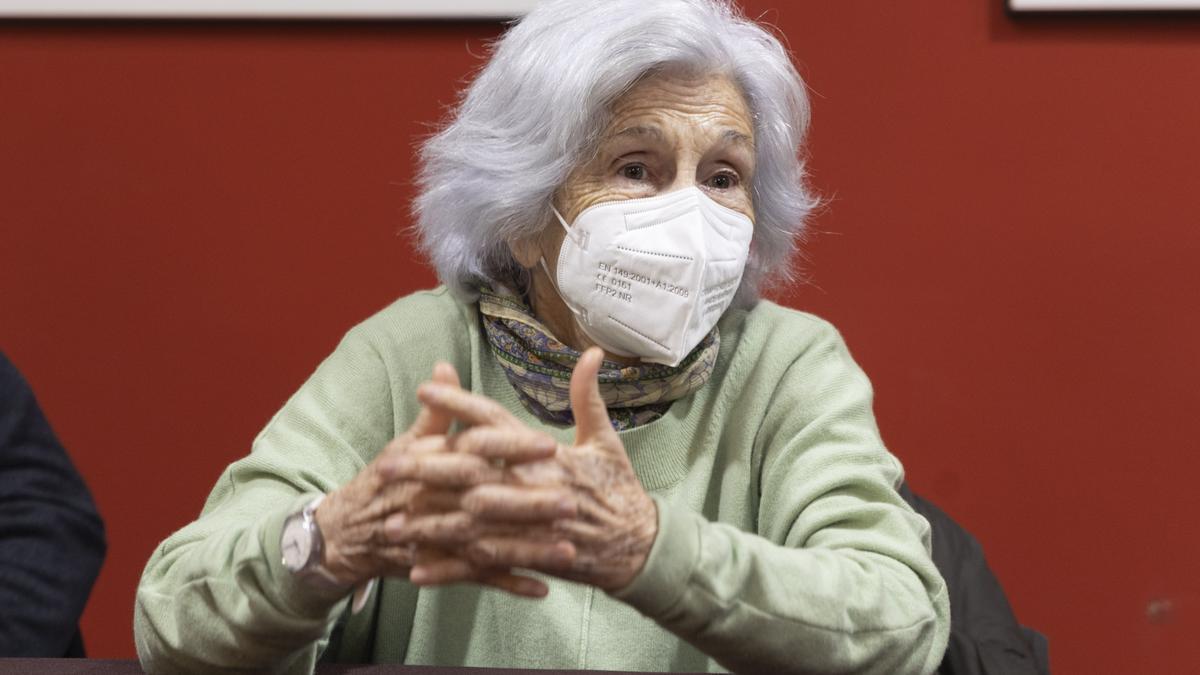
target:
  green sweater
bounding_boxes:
[135,288,950,674]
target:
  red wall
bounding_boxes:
[1,4,1197,672]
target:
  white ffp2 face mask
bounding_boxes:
[544,186,754,367]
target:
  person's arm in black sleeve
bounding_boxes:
[0,351,107,657]
[899,482,1045,675]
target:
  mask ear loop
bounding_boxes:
[541,206,588,324]
[539,206,572,295]
[537,256,560,294]
[551,206,587,249]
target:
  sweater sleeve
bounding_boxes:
[612,321,951,674]
[134,326,398,674]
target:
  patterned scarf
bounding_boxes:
[478,285,719,431]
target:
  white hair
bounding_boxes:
[413,0,815,306]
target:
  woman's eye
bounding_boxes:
[620,164,647,181]
[707,172,739,190]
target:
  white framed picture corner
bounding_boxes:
[1010,0,1200,10]
[0,0,539,19]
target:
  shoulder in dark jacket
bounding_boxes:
[0,352,107,657]
[899,482,1049,675]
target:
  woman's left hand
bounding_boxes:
[386,348,658,592]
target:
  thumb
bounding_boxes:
[410,361,462,437]
[570,347,612,444]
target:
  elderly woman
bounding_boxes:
[135,0,949,672]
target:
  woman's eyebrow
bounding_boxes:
[718,128,754,151]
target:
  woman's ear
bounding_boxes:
[509,208,558,268]
[508,236,542,269]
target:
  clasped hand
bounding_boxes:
[315,348,658,598]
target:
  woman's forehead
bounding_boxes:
[602,72,754,146]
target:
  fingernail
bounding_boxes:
[558,498,576,517]
[409,566,428,584]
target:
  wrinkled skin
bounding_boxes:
[314,363,562,596]
[512,70,757,363]
[318,350,657,595]
[315,70,756,596]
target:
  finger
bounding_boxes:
[479,571,549,598]
[432,361,462,389]
[426,362,464,434]
[449,426,558,463]
[569,347,612,444]
[409,362,464,437]
[377,436,452,480]
[385,511,476,545]
[417,383,515,428]
[466,537,576,572]
[371,544,418,570]
[409,556,478,585]
[408,434,451,455]
[462,484,577,522]
[378,433,446,460]
[407,487,464,514]
[386,453,504,487]
[412,545,454,566]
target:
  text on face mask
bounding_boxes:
[594,262,691,303]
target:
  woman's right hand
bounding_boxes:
[312,362,561,597]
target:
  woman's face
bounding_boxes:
[515,70,756,269]
[512,70,756,359]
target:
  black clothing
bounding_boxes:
[0,352,106,657]
[900,483,1049,675]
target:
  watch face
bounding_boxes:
[281,518,313,571]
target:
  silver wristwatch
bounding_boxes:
[280,495,378,613]
[280,495,345,588]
